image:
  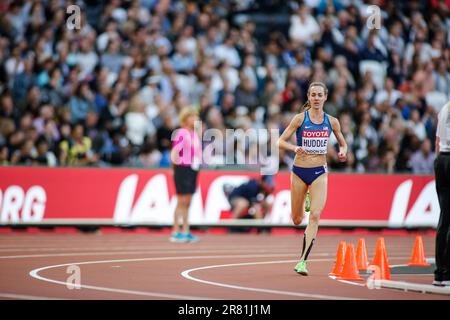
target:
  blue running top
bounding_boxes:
[296,111,332,155]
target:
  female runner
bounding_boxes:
[278,82,348,275]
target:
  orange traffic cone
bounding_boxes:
[408,236,431,267]
[356,238,369,271]
[329,241,346,277]
[371,237,391,280]
[337,244,364,281]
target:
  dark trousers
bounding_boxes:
[434,152,450,280]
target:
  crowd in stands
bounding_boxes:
[0,0,448,174]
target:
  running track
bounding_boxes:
[0,229,448,300]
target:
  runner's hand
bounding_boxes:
[338,151,347,162]
[294,146,306,155]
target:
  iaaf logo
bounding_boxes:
[388,180,439,227]
[0,177,437,226]
[302,130,330,138]
[0,186,46,223]
[113,175,438,227]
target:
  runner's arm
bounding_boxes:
[277,114,304,154]
[330,116,348,161]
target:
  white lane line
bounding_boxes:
[1,248,313,260]
[181,259,364,300]
[0,246,187,252]
[29,253,302,300]
[0,249,292,259]
[28,277,214,300]
[332,278,366,287]
[0,244,301,252]
[0,293,69,300]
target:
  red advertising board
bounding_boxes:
[0,167,438,227]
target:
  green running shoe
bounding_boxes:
[294,260,308,276]
[305,192,311,213]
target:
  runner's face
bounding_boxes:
[308,86,327,110]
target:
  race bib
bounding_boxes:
[302,130,330,154]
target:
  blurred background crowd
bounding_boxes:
[0,0,449,174]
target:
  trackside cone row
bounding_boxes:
[356,238,369,271]
[329,241,346,277]
[336,244,363,281]
[371,237,391,280]
[408,236,431,267]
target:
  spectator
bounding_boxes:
[59,123,98,166]
[433,59,450,97]
[34,135,57,167]
[359,31,387,63]
[406,109,427,141]
[327,55,355,89]
[403,34,433,70]
[289,4,320,47]
[387,20,405,56]
[69,82,95,124]
[234,74,259,112]
[100,38,125,76]
[171,40,197,73]
[131,139,162,167]
[0,144,9,165]
[5,46,25,80]
[124,96,155,146]
[409,138,435,174]
[10,138,35,165]
[214,35,241,68]
[32,104,55,134]
[375,77,403,107]
[337,28,360,77]
[12,55,35,107]
[0,0,444,174]
[0,91,18,120]
[41,68,66,107]
[380,148,397,174]
[41,119,60,152]
[74,37,99,79]
[96,19,120,53]
[387,52,405,86]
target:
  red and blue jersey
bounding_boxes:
[296,111,332,155]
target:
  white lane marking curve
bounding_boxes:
[28,253,299,300]
[181,258,364,300]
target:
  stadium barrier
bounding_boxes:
[0,166,437,229]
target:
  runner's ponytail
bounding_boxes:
[301,100,311,112]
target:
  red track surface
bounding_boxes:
[0,230,448,300]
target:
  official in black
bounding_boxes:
[434,102,450,286]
